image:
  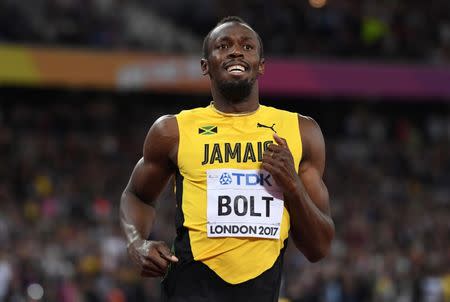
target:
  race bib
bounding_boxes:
[207,169,284,239]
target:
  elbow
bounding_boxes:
[296,224,335,263]
[293,239,331,263]
[312,228,335,262]
[304,243,331,263]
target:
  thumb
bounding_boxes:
[156,243,179,262]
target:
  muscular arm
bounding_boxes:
[262,115,334,262]
[120,115,179,276]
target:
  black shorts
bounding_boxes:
[161,252,284,302]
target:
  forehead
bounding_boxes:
[209,22,258,43]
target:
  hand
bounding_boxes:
[262,133,301,193]
[127,239,178,277]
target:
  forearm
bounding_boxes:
[120,189,156,246]
[285,179,334,262]
[120,188,178,276]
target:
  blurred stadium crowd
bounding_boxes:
[0,91,448,302]
[0,0,449,62]
[0,0,449,301]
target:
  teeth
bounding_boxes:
[227,65,245,72]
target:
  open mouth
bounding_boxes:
[227,65,246,74]
[224,62,248,75]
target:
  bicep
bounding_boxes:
[126,157,174,205]
[299,116,330,214]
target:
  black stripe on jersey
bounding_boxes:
[162,239,288,302]
[173,168,193,261]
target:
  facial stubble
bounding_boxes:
[217,77,256,103]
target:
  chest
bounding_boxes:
[178,118,278,172]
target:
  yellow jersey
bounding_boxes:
[174,103,302,284]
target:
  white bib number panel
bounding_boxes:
[207,169,284,239]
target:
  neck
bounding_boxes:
[210,82,260,113]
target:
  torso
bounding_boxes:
[173,103,303,284]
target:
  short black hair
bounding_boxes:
[202,16,264,59]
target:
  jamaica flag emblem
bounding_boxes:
[198,125,218,135]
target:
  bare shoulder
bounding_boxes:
[149,114,178,133]
[297,114,321,134]
[297,114,326,173]
[144,115,179,165]
[297,114,324,149]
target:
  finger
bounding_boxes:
[141,259,167,275]
[262,162,283,178]
[261,161,274,174]
[155,243,179,262]
[262,152,280,166]
[160,252,179,262]
[262,153,277,164]
[263,150,289,167]
[273,133,288,148]
[264,149,288,163]
[144,252,170,271]
[266,144,284,153]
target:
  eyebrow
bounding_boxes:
[215,36,256,43]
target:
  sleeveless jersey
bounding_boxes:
[174,103,302,284]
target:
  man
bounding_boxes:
[120,16,335,302]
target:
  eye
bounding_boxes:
[243,44,254,50]
[218,44,228,50]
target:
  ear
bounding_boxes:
[258,58,265,76]
[201,58,209,76]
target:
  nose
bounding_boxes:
[228,46,244,58]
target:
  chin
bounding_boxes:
[217,78,255,102]
[225,73,254,85]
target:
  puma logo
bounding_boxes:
[257,122,277,133]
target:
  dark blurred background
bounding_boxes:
[0,1,449,302]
